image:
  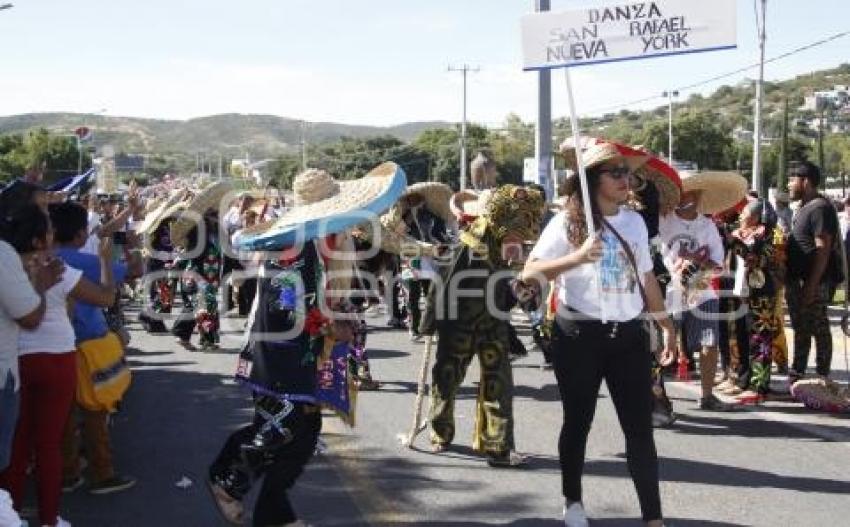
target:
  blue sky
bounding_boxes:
[0,0,848,126]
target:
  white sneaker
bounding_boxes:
[0,490,23,526]
[563,502,589,527]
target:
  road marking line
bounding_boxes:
[321,417,417,525]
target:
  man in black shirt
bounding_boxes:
[786,161,839,381]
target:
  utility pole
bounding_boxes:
[662,90,679,163]
[818,108,826,172]
[448,64,479,190]
[76,136,83,176]
[533,0,553,200]
[777,97,789,192]
[751,0,767,194]
[300,121,309,171]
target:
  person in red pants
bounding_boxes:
[0,205,116,527]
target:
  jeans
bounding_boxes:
[786,280,834,377]
[62,407,115,484]
[0,371,19,471]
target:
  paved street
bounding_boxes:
[53,304,850,527]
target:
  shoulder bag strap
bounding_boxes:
[600,217,648,311]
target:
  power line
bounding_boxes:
[585,29,850,115]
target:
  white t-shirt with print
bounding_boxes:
[529,209,652,322]
[658,213,725,313]
[19,266,83,355]
[0,241,42,390]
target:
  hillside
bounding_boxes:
[0,112,452,158]
[572,63,850,144]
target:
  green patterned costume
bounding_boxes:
[421,186,543,457]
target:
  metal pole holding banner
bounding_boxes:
[563,69,605,322]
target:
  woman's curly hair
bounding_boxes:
[561,167,603,247]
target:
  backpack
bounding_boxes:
[76,332,131,412]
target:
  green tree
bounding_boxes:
[642,111,735,170]
[269,153,302,190]
[0,134,26,181]
[413,124,488,189]
[0,129,90,184]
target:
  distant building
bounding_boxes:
[801,86,850,112]
[809,117,829,132]
[831,122,850,134]
[733,127,754,143]
[231,158,272,184]
[114,153,145,173]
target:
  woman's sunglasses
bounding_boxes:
[600,166,630,180]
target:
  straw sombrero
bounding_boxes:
[560,138,681,214]
[791,378,850,414]
[680,171,748,215]
[237,162,407,251]
[170,181,234,249]
[560,141,648,174]
[400,182,453,223]
[136,190,190,237]
[450,189,494,223]
[351,214,437,257]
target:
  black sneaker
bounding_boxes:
[89,475,137,495]
[698,394,735,412]
[652,410,677,428]
[62,475,85,493]
[486,450,528,468]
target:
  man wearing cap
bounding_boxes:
[786,161,840,382]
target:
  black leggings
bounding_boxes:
[551,314,662,522]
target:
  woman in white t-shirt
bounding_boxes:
[0,205,117,527]
[522,143,676,527]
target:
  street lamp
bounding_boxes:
[662,90,679,163]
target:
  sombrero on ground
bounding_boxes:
[791,378,850,414]
[680,171,748,215]
[237,162,407,251]
[170,181,234,249]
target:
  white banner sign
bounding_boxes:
[521,0,737,71]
